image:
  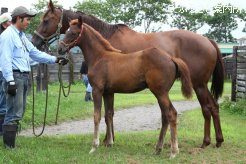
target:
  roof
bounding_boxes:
[218,42,238,54]
[220,48,233,54]
[238,36,246,41]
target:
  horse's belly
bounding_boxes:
[105,81,147,93]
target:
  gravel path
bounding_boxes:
[20,100,200,136]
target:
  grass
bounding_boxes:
[22,80,232,130]
[1,80,240,163]
[0,103,245,163]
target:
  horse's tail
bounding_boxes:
[209,39,225,101]
[172,57,193,99]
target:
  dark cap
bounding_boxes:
[11,6,36,18]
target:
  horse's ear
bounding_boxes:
[48,0,55,12]
[67,17,72,23]
[78,16,82,26]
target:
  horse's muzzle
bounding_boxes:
[58,47,67,55]
[58,42,69,55]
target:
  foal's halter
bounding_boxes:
[59,24,84,52]
[34,8,64,46]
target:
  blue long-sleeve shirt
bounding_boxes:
[0,25,57,82]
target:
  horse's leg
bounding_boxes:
[210,95,224,147]
[194,85,224,148]
[155,94,179,158]
[155,97,169,155]
[194,86,212,148]
[103,93,114,147]
[168,102,179,159]
[89,90,103,154]
[203,87,224,147]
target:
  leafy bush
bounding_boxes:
[221,97,246,117]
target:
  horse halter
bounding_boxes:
[60,24,84,53]
[34,8,64,45]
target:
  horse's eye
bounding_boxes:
[71,32,77,36]
[43,20,48,24]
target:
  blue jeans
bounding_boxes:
[3,72,29,125]
[82,74,92,93]
[0,71,6,116]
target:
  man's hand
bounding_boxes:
[56,57,69,66]
[7,81,17,96]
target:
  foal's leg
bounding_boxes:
[168,102,179,159]
[89,90,103,154]
[194,85,224,148]
[155,94,179,158]
[103,93,114,147]
[155,98,169,155]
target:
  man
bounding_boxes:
[0,6,68,149]
[0,12,12,136]
[0,12,12,34]
[80,61,93,102]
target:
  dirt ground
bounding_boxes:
[20,100,200,136]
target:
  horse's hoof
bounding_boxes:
[154,149,161,155]
[103,139,113,147]
[216,138,224,148]
[104,142,113,147]
[200,142,210,148]
[89,147,97,154]
[216,142,222,148]
[169,153,177,159]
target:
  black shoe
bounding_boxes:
[85,92,93,102]
[0,115,4,136]
[3,124,18,149]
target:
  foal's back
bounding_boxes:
[101,47,176,93]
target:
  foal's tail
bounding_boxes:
[172,58,193,99]
[209,39,225,101]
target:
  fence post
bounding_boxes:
[231,46,238,101]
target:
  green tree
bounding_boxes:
[205,4,239,43]
[104,0,141,27]
[135,0,171,32]
[236,9,246,33]
[74,0,171,32]
[74,0,109,21]
[170,6,207,32]
[74,0,141,27]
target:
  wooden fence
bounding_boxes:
[223,56,233,79]
[231,46,246,101]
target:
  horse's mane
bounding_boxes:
[70,20,121,53]
[75,11,128,39]
[42,7,129,39]
[84,24,122,53]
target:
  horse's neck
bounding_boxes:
[62,10,79,33]
[79,29,106,66]
[75,12,115,39]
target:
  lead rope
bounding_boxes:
[31,42,55,137]
[55,52,73,124]
[31,8,65,135]
[31,64,49,137]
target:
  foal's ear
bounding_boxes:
[48,0,55,12]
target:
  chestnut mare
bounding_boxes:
[58,18,193,158]
[32,0,225,148]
